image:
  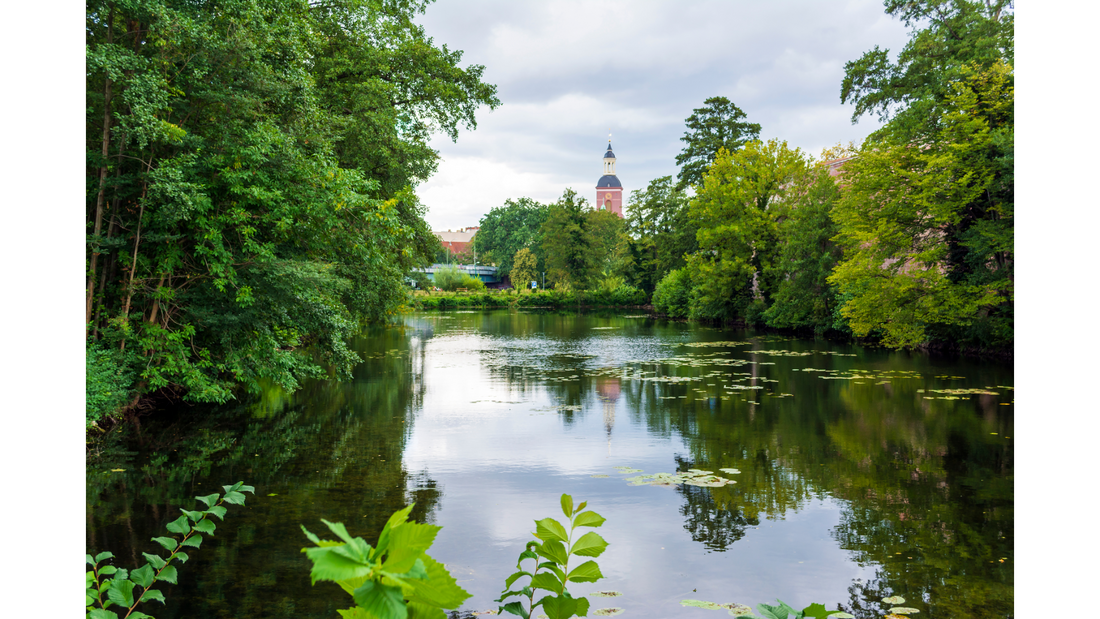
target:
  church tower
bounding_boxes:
[595,141,623,217]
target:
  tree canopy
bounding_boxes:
[675,96,761,190]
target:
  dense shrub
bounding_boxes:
[652,268,692,318]
[86,341,138,428]
[433,266,488,292]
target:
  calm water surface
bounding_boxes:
[88,311,1013,618]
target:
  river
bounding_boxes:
[87,310,1013,618]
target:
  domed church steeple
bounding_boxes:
[595,136,623,217]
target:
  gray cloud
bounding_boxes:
[414,0,912,230]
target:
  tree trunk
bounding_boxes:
[86,5,115,332]
[120,166,149,350]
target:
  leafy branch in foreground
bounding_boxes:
[301,504,471,619]
[497,494,608,619]
[86,481,255,619]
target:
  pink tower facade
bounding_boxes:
[595,142,624,217]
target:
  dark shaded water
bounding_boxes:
[87,311,1013,618]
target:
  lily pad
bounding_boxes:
[723,603,753,616]
[616,468,643,474]
[588,591,623,598]
[882,596,906,605]
[718,468,741,474]
[680,600,724,610]
[591,474,610,478]
[826,614,854,619]
[888,608,919,615]
[591,609,624,616]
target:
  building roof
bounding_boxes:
[435,229,477,243]
[604,142,616,159]
[596,174,622,188]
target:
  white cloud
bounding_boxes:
[413,0,913,230]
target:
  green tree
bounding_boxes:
[687,140,808,321]
[624,176,696,294]
[841,0,1013,129]
[763,161,844,333]
[829,61,1013,348]
[512,248,539,291]
[540,190,594,290]
[473,197,550,276]
[84,0,498,416]
[675,97,761,190]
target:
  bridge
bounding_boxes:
[413,264,500,284]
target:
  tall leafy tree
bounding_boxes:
[624,176,696,294]
[511,248,538,292]
[763,163,844,333]
[539,189,594,289]
[85,0,498,412]
[686,140,808,321]
[473,197,549,277]
[829,61,1013,348]
[675,97,761,190]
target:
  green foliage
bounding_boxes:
[540,190,597,290]
[687,139,808,321]
[86,482,253,619]
[675,97,762,190]
[301,504,471,619]
[623,176,696,294]
[829,61,1013,349]
[85,0,496,409]
[762,163,844,333]
[512,248,540,292]
[475,198,550,277]
[86,340,140,427]
[498,494,608,619]
[432,266,487,292]
[651,268,692,319]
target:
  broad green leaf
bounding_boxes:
[538,594,578,619]
[384,522,442,573]
[536,540,569,565]
[376,504,417,557]
[500,601,530,619]
[95,551,115,563]
[156,566,179,584]
[143,553,167,570]
[573,501,587,515]
[99,566,117,576]
[130,564,155,589]
[223,482,243,493]
[560,494,574,518]
[89,609,120,619]
[107,579,136,607]
[171,551,189,564]
[152,537,178,552]
[530,572,563,595]
[87,571,97,586]
[575,597,590,617]
[206,505,228,520]
[181,536,202,548]
[87,554,96,566]
[504,570,531,589]
[517,549,539,566]
[165,516,190,535]
[182,509,205,523]
[569,532,607,558]
[195,493,220,507]
[86,592,95,606]
[498,589,531,602]
[406,553,471,609]
[128,613,153,619]
[142,589,166,604]
[302,525,323,545]
[323,520,360,546]
[534,518,568,543]
[303,546,374,584]
[239,484,256,494]
[398,558,429,581]
[566,560,603,583]
[536,562,566,584]
[223,491,247,505]
[193,519,216,535]
[572,511,606,529]
[758,600,799,619]
[407,600,448,619]
[353,579,408,619]
[337,608,373,619]
[801,603,830,619]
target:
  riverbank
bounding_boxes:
[408,287,648,310]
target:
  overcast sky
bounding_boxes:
[412,0,914,231]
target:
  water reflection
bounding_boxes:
[88,310,1012,619]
